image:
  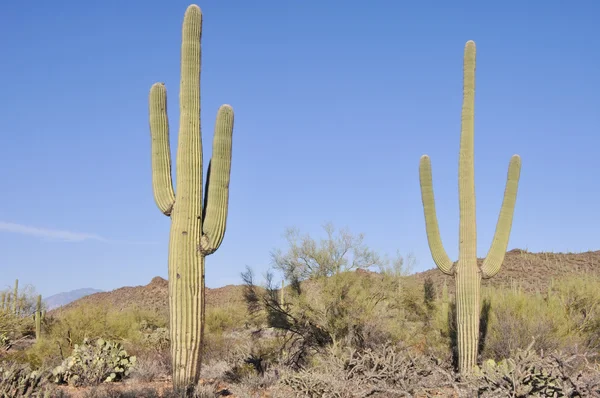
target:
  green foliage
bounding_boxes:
[205,305,248,335]
[51,338,136,387]
[0,362,56,398]
[48,304,166,353]
[138,319,169,352]
[550,275,600,350]
[271,224,383,281]
[0,283,40,344]
[481,284,578,360]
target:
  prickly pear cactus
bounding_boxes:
[52,338,136,386]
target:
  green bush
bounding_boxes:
[480,285,573,360]
[51,338,136,387]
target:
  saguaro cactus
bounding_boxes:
[148,4,235,389]
[418,41,521,374]
[33,294,44,340]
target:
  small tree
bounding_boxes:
[271,223,382,281]
[242,224,408,369]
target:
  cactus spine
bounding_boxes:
[148,4,234,389]
[418,41,521,374]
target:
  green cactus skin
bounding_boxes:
[12,279,18,315]
[34,295,43,340]
[148,4,234,389]
[418,41,521,374]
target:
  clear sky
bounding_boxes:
[0,0,598,298]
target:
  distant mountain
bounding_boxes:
[44,288,104,311]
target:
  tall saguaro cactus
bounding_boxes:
[418,41,521,374]
[33,295,44,340]
[148,4,235,390]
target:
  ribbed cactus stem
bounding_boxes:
[418,41,521,374]
[12,279,18,315]
[148,4,235,390]
[0,292,5,312]
[280,280,285,306]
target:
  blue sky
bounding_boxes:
[0,0,598,298]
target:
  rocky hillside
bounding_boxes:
[49,276,246,318]
[411,248,600,295]
[50,249,600,317]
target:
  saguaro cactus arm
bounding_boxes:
[480,155,521,278]
[149,83,176,216]
[201,105,234,254]
[419,155,455,275]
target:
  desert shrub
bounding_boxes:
[22,337,64,369]
[52,338,136,387]
[43,305,167,363]
[205,305,247,335]
[550,276,600,351]
[129,348,170,382]
[241,225,448,372]
[481,285,573,360]
[138,319,169,352]
[472,341,600,397]
[278,341,458,397]
[80,386,161,398]
[0,361,59,398]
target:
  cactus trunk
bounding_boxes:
[418,41,521,374]
[148,4,234,390]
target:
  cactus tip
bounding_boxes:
[185,4,202,16]
[150,82,166,93]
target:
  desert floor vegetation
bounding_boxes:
[2,225,600,397]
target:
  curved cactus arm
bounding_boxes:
[201,105,234,255]
[419,155,455,275]
[481,155,521,278]
[149,83,176,216]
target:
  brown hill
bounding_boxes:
[50,276,245,318]
[410,248,600,295]
[51,249,600,318]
